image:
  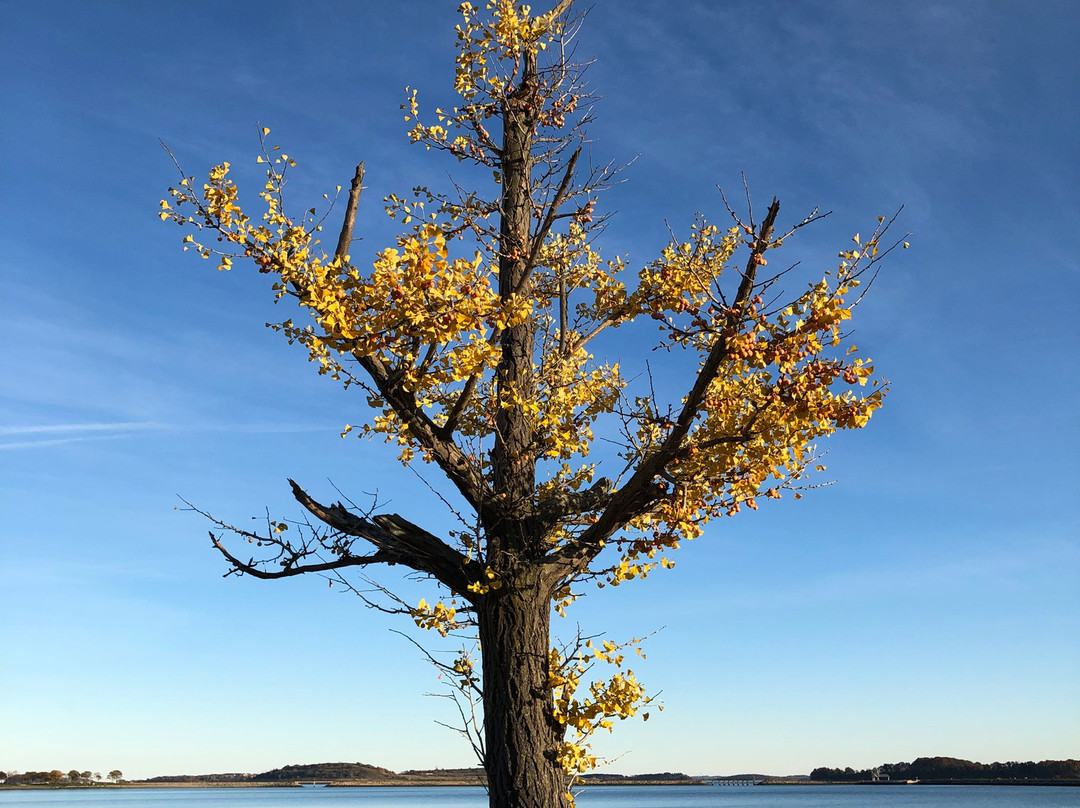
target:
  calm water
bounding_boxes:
[1,786,1077,808]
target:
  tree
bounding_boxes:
[161,3,898,807]
[108,770,123,783]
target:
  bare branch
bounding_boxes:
[209,532,391,579]
[518,146,580,296]
[289,479,481,595]
[335,163,365,259]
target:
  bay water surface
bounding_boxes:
[1,786,1078,808]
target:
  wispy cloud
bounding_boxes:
[0,422,166,436]
[0,422,164,451]
[0,421,333,450]
[0,434,149,451]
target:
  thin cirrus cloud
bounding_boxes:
[0,422,162,451]
[0,422,166,436]
[0,421,331,450]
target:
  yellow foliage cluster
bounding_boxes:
[466,566,504,595]
[454,1,564,98]
[550,637,658,777]
[165,143,516,461]
[630,220,743,318]
[404,1,577,163]
[410,598,462,638]
[162,140,647,472]
[162,129,888,672]
[593,219,889,586]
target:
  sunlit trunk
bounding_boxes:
[479,573,570,808]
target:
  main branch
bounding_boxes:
[545,200,782,582]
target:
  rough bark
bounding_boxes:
[478,572,570,808]
[490,50,541,554]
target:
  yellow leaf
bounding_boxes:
[262,127,271,136]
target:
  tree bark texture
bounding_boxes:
[480,48,572,808]
[491,51,541,549]
[479,571,570,808]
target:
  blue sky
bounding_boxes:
[2,0,1078,780]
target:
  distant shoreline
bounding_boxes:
[5,779,1079,790]
[10,756,1077,790]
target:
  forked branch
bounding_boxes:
[210,532,394,579]
[289,479,481,594]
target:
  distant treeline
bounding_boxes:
[2,772,71,786]
[2,771,123,786]
[252,763,397,782]
[141,763,690,785]
[143,762,458,784]
[811,757,1080,782]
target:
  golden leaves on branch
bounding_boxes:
[162,140,890,579]
[550,635,660,778]
[410,598,462,638]
[406,1,579,163]
[163,138,890,562]
[583,213,894,590]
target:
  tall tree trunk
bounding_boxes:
[479,572,569,808]
[483,43,568,808]
[492,50,540,543]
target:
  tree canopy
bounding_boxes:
[161,3,899,806]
